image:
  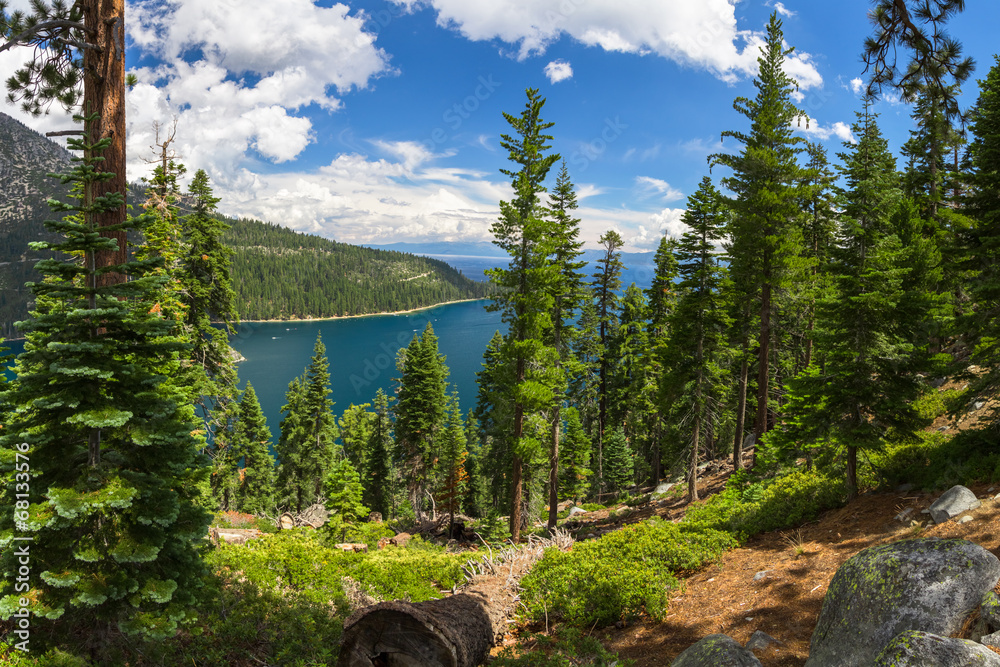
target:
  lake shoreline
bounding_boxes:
[235,298,489,325]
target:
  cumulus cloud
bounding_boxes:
[391,0,822,90]
[767,1,796,18]
[793,116,856,143]
[122,0,392,184]
[850,77,865,94]
[636,176,684,202]
[544,60,574,83]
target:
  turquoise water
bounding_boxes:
[2,300,505,440]
[229,300,504,438]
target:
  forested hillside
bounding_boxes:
[0,115,490,334]
[222,216,491,321]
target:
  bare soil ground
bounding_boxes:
[501,382,1000,665]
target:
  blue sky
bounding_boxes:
[3,0,999,251]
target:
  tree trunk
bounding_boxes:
[846,444,858,501]
[83,0,126,288]
[547,405,559,531]
[733,343,749,470]
[754,282,772,451]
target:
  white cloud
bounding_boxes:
[544,60,573,84]
[850,77,865,94]
[793,116,856,144]
[767,1,796,18]
[122,0,392,184]
[392,0,822,90]
[636,176,684,202]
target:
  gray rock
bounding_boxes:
[671,634,762,667]
[745,630,781,651]
[897,483,916,493]
[567,506,587,517]
[804,538,1000,667]
[753,570,769,582]
[976,401,986,410]
[872,630,1000,666]
[929,485,981,523]
[982,631,1000,649]
[982,591,1000,630]
[959,515,975,524]
[894,507,915,522]
[654,482,675,495]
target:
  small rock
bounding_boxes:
[654,482,675,495]
[894,507,914,522]
[976,401,986,410]
[745,617,754,622]
[585,533,596,539]
[921,508,931,514]
[989,487,996,494]
[671,634,762,667]
[959,515,974,524]
[982,631,1000,648]
[938,425,950,432]
[929,485,981,524]
[745,630,782,651]
[896,483,916,493]
[567,506,587,517]
[753,571,769,582]
[994,493,1000,501]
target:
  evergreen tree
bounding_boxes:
[463,409,487,518]
[799,142,838,370]
[645,236,680,479]
[558,407,592,503]
[592,229,624,493]
[365,389,394,520]
[960,55,1000,431]
[613,283,656,484]
[435,394,469,535]
[711,12,805,447]
[475,330,513,513]
[338,402,375,478]
[275,335,337,512]
[602,429,634,496]
[777,104,928,499]
[233,383,275,515]
[662,177,731,502]
[394,322,449,520]
[324,456,369,540]
[544,161,587,529]
[0,117,210,643]
[488,88,561,541]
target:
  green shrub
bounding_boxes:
[685,469,846,539]
[519,519,736,627]
[325,520,395,548]
[580,503,606,512]
[867,430,1000,490]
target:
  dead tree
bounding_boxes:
[337,531,572,667]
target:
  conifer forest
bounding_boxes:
[2,1,1000,665]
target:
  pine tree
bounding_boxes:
[233,383,275,515]
[592,229,624,493]
[662,177,732,502]
[602,429,633,496]
[394,323,449,520]
[778,104,928,499]
[0,116,210,643]
[488,88,561,541]
[463,409,487,518]
[338,402,375,478]
[365,389,394,520]
[324,456,369,541]
[275,335,337,512]
[799,142,838,370]
[475,330,513,513]
[544,161,587,529]
[435,394,469,535]
[711,12,805,447]
[645,236,680,480]
[558,407,592,503]
[960,55,1000,431]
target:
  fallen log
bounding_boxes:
[337,530,572,667]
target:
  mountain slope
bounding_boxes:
[0,113,490,336]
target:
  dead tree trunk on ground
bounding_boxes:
[337,531,572,667]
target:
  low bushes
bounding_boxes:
[519,519,736,626]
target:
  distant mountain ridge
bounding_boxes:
[0,113,490,336]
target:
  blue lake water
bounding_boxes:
[2,300,504,440]
[229,300,504,438]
